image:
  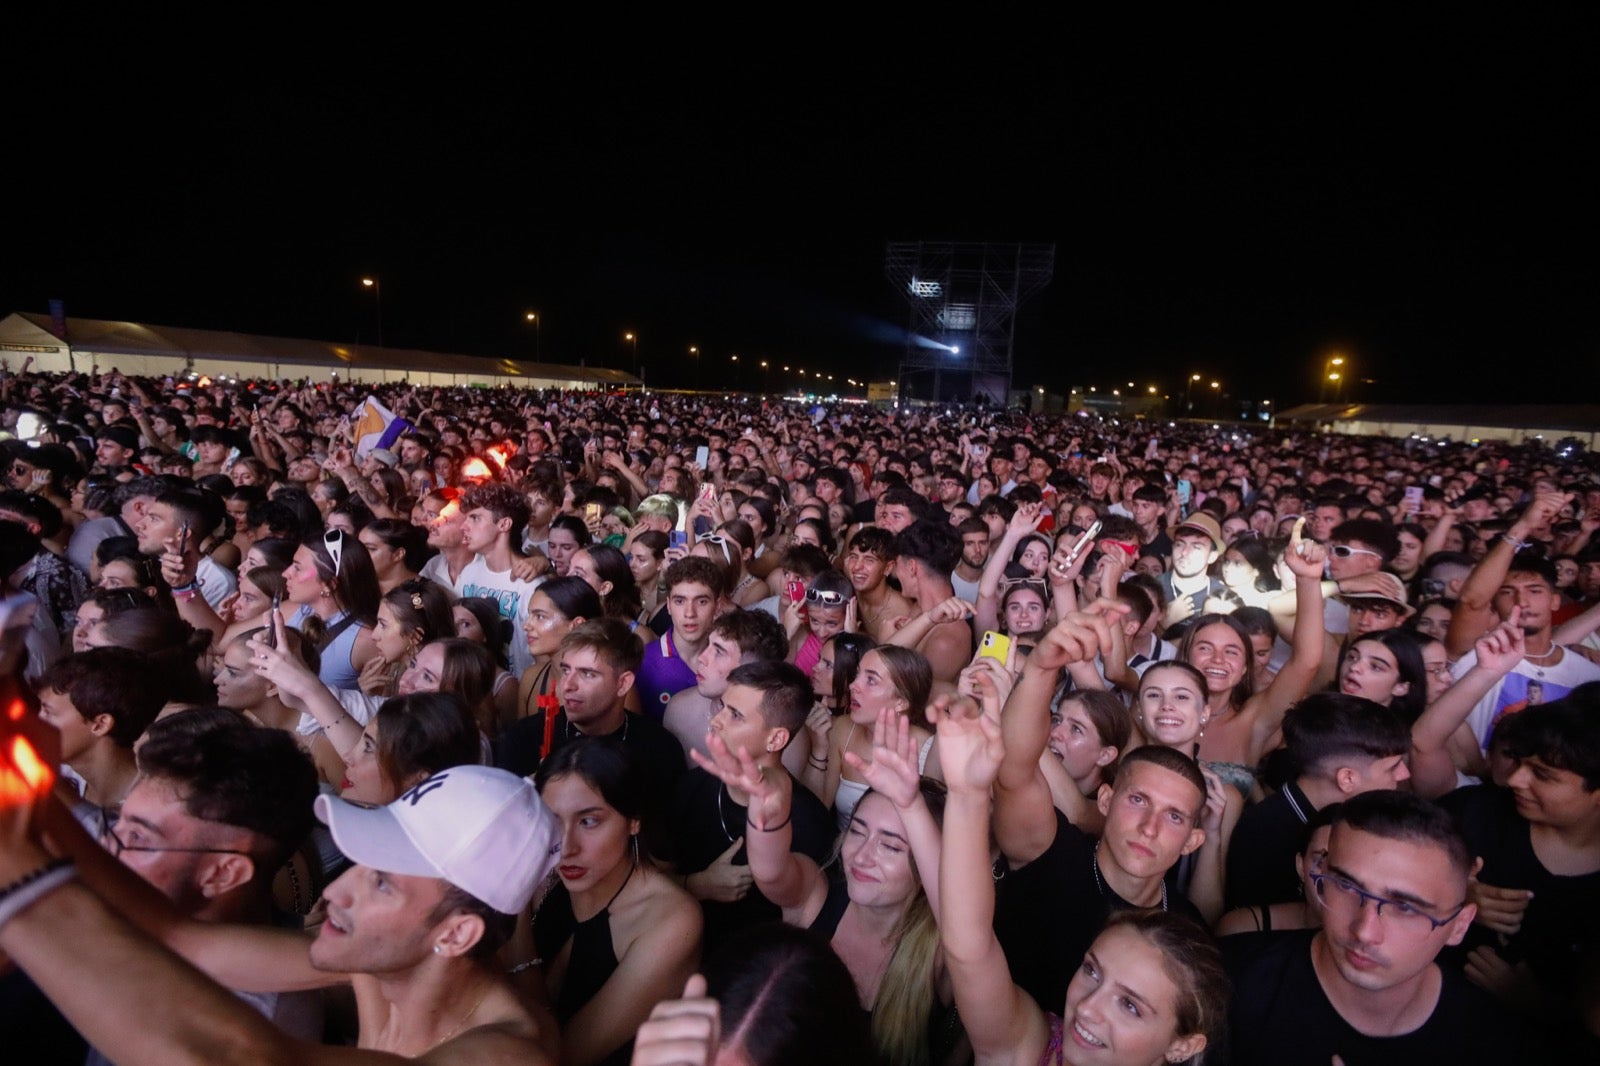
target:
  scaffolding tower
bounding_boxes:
[885,241,1055,405]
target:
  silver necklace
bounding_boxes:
[1092,846,1168,911]
[716,783,738,843]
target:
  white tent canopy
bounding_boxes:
[0,312,641,390]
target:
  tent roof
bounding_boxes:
[1276,402,1600,433]
[12,312,641,385]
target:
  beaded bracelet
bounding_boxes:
[0,859,77,930]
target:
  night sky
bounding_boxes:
[6,28,1597,405]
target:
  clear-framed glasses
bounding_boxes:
[99,811,253,861]
[1329,544,1382,560]
[1309,871,1466,933]
[323,529,345,578]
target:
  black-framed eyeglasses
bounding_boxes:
[1309,871,1466,932]
[323,529,345,578]
[99,814,253,861]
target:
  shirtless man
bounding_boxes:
[885,519,975,684]
[843,526,913,643]
[0,755,562,1064]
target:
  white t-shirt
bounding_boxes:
[952,573,981,604]
[454,556,543,675]
[195,555,238,611]
[1451,646,1600,751]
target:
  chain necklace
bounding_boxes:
[437,983,492,1048]
[1091,846,1167,911]
[716,782,739,843]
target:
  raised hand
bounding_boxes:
[1008,501,1044,537]
[631,974,721,1066]
[1026,601,1126,674]
[959,656,1015,718]
[1473,613,1526,676]
[803,702,834,747]
[843,709,920,810]
[1282,517,1328,580]
[247,610,318,703]
[929,693,1004,794]
[926,596,976,626]
[690,732,791,831]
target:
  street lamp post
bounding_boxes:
[689,345,699,389]
[624,332,638,375]
[759,360,769,394]
[1321,353,1346,402]
[730,354,740,390]
[361,277,383,347]
[525,311,541,361]
[1184,372,1202,414]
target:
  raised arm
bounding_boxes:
[1246,522,1326,754]
[844,709,943,918]
[250,611,366,761]
[1447,492,1570,658]
[689,738,824,920]
[976,503,1043,634]
[933,694,1048,1066]
[993,606,1122,864]
[1411,616,1524,797]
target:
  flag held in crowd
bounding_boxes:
[351,396,412,458]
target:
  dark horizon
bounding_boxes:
[5,32,1597,407]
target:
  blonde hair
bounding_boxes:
[859,780,947,1066]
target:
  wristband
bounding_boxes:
[0,859,77,930]
[748,811,792,833]
[1501,533,1531,551]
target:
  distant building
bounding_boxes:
[0,312,640,390]
[1277,403,1600,450]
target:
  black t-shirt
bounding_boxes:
[1225,781,1317,911]
[994,810,1204,1014]
[1222,929,1525,1066]
[1438,784,1600,996]
[669,767,836,954]
[497,709,685,800]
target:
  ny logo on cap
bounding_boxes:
[401,772,450,806]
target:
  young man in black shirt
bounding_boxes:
[496,619,685,797]
[1438,689,1600,1042]
[1226,692,1412,910]
[669,660,833,953]
[1224,790,1523,1065]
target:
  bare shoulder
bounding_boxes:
[614,870,702,954]
[418,1017,557,1066]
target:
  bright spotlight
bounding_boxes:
[950,345,961,355]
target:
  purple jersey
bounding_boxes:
[636,630,698,720]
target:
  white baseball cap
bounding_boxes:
[315,765,560,914]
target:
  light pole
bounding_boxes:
[730,353,740,390]
[759,360,768,394]
[624,332,638,375]
[689,345,699,389]
[525,311,540,361]
[361,277,383,347]
[1321,353,1346,402]
[1184,372,1202,414]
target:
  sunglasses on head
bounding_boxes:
[805,587,850,607]
[323,529,345,578]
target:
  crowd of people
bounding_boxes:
[0,360,1598,1064]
